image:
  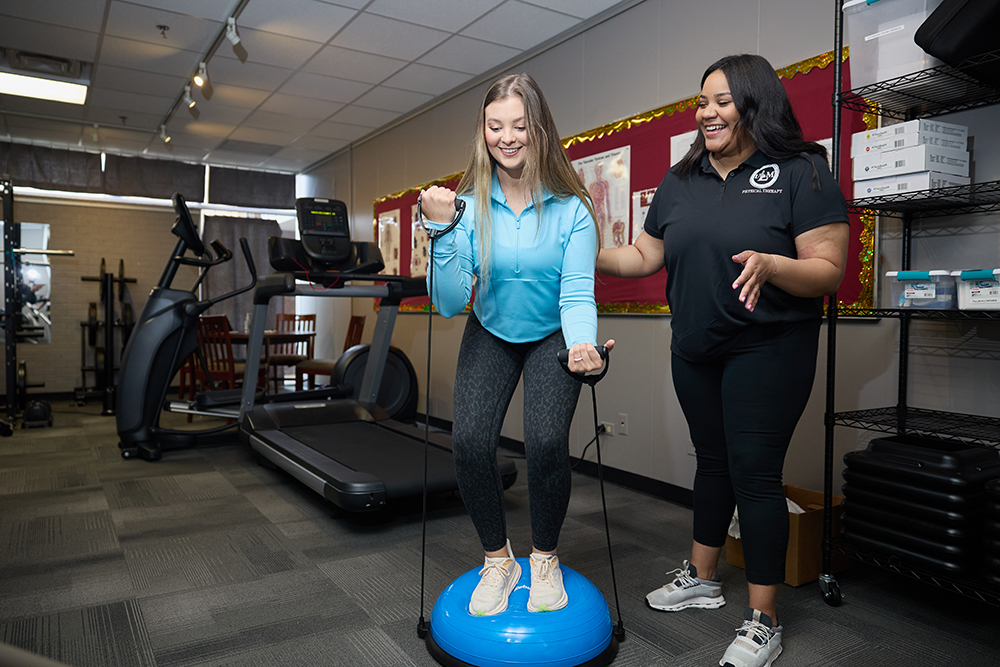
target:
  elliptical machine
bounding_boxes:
[116,193,257,461]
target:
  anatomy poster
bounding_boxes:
[572,147,631,249]
[630,188,657,243]
[410,202,430,278]
[377,209,400,276]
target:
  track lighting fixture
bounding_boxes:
[226,17,241,45]
[159,124,171,143]
[183,84,195,108]
[193,62,207,87]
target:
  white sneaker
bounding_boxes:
[469,539,521,616]
[646,559,725,611]
[527,553,568,612]
[720,608,783,667]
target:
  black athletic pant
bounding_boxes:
[452,314,582,553]
[671,319,820,585]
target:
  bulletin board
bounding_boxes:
[373,50,873,313]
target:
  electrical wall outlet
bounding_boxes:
[600,421,614,436]
[617,413,628,436]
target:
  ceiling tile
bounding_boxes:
[352,86,434,114]
[182,102,250,127]
[242,110,319,134]
[365,0,505,33]
[93,65,186,97]
[143,143,211,161]
[279,72,372,104]
[84,107,162,130]
[461,1,576,50]
[124,0,236,22]
[269,144,333,164]
[0,0,106,33]
[328,105,400,128]
[417,35,519,75]
[316,0,368,8]
[0,17,101,63]
[105,2,220,51]
[331,13,449,61]
[213,27,325,70]
[204,57,293,92]
[291,134,349,154]
[100,35,201,77]
[228,126,303,146]
[309,120,370,141]
[237,0,358,44]
[258,93,343,120]
[0,97,89,119]
[87,88,174,116]
[522,0,624,19]
[302,45,407,84]
[202,149,268,167]
[198,84,270,109]
[174,120,236,139]
[381,63,473,96]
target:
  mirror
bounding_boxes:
[1,222,52,344]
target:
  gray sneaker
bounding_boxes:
[720,608,783,667]
[527,553,568,612]
[646,559,725,611]
[469,539,521,616]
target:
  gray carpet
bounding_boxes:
[0,402,995,666]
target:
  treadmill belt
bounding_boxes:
[283,421,460,499]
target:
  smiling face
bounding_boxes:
[696,69,752,160]
[484,95,530,179]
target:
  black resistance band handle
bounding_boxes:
[416,193,466,239]
[557,345,609,385]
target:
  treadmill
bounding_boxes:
[238,198,517,512]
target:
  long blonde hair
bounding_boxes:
[455,73,598,290]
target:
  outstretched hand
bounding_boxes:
[419,185,457,225]
[567,339,615,373]
[731,251,777,313]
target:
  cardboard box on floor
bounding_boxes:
[725,485,852,587]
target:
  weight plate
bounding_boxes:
[88,303,99,347]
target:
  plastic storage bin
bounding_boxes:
[950,269,1000,310]
[886,270,955,308]
[843,0,945,90]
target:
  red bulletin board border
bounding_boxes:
[374,50,873,314]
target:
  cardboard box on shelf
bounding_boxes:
[853,144,969,181]
[853,171,970,199]
[851,130,967,159]
[851,119,968,155]
[725,485,852,587]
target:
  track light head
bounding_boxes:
[193,61,207,87]
[159,124,171,143]
[226,17,241,45]
[183,84,195,108]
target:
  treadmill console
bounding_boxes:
[297,198,352,265]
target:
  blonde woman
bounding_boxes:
[421,73,613,617]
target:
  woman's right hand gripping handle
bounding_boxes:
[420,185,457,225]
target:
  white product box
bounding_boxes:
[843,0,944,90]
[950,270,1000,310]
[853,171,970,199]
[854,144,969,181]
[851,120,969,157]
[886,270,956,309]
[852,130,968,159]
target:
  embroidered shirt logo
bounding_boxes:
[749,164,780,189]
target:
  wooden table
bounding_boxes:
[230,330,315,392]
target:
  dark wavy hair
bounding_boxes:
[673,54,827,185]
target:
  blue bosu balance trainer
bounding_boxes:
[426,557,618,667]
[414,199,624,666]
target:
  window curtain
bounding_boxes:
[209,166,294,208]
[0,142,103,193]
[201,216,286,334]
[104,154,204,201]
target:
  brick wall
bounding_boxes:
[10,199,199,395]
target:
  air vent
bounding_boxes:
[216,139,283,156]
[1,48,90,83]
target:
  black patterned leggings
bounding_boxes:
[452,314,582,553]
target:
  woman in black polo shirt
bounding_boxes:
[597,54,848,667]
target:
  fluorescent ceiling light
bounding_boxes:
[0,70,87,104]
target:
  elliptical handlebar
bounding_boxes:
[184,238,257,317]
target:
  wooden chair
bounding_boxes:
[295,315,364,391]
[195,314,244,392]
[268,313,315,392]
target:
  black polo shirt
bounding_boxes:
[644,150,848,362]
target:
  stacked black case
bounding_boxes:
[842,435,1000,576]
[986,479,1000,588]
